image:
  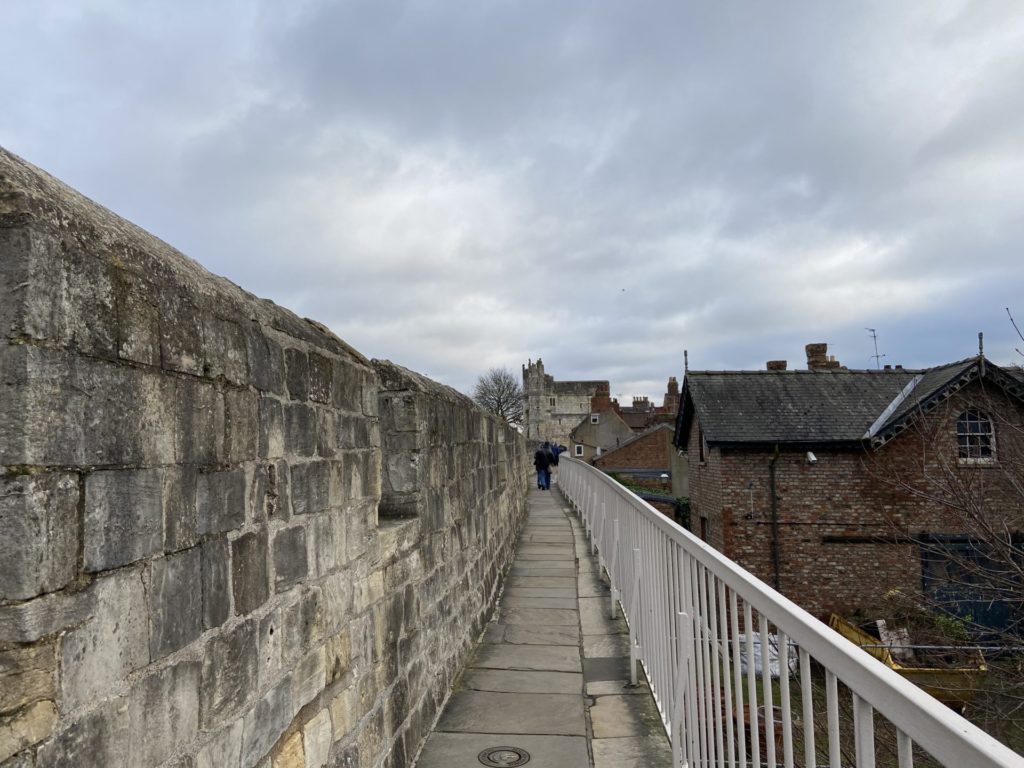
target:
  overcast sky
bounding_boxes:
[4,1,1024,399]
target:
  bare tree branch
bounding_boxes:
[471,367,524,428]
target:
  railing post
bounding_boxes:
[610,517,620,619]
[597,500,607,573]
[674,610,690,768]
[629,547,641,685]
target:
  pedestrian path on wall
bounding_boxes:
[414,487,672,768]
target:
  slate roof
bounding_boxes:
[675,357,1024,449]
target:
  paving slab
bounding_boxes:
[497,607,579,626]
[416,733,588,768]
[584,633,631,657]
[436,691,586,736]
[592,735,673,768]
[500,596,578,610]
[584,656,633,683]
[506,576,577,589]
[484,624,580,646]
[508,567,577,578]
[461,668,583,694]
[472,643,582,673]
[502,586,577,599]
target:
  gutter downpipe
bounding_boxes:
[768,444,781,591]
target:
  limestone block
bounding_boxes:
[379,394,419,434]
[36,696,130,768]
[197,469,246,535]
[316,410,337,458]
[163,465,198,552]
[83,468,162,572]
[0,642,56,715]
[273,525,308,591]
[356,708,385,768]
[289,462,330,517]
[51,241,119,359]
[127,660,200,766]
[0,700,57,763]
[307,510,346,579]
[232,529,269,615]
[244,323,286,395]
[204,315,249,385]
[284,404,317,457]
[353,570,384,615]
[285,348,309,401]
[195,718,243,768]
[308,353,332,405]
[60,568,149,713]
[268,460,291,521]
[302,709,332,768]
[148,547,203,659]
[319,572,353,639]
[0,471,79,601]
[159,289,206,376]
[0,226,34,339]
[200,619,258,730]
[0,589,97,645]
[325,629,352,686]
[330,361,361,413]
[292,646,326,711]
[202,536,232,629]
[259,397,285,459]
[282,590,323,667]
[240,675,292,768]
[175,378,224,465]
[225,389,260,464]
[273,730,305,768]
[257,604,286,691]
[114,271,160,366]
[328,685,359,743]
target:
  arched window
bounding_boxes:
[957,409,994,461]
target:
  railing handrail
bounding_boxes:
[562,457,1024,768]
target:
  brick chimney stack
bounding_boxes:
[766,360,788,371]
[805,343,843,371]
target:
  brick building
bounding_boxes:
[673,344,1024,619]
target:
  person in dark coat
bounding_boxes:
[534,443,553,490]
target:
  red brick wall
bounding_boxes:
[594,427,672,471]
[687,380,1024,618]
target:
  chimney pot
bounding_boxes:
[884,364,892,370]
[766,360,788,371]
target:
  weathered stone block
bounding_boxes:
[202,536,232,630]
[195,718,243,768]
[273,526,308,591]
[225,388,259,463]
[37,695,130,768]
[84,468,163,572]
[127,660,200,766]
[244,323,286,395]
[60,568,149,712]
[292,646,326,711]
[259,397,285,459]
[0,642,56,715]
[159,290,205,376]
[289,461,331,516]
[175,378,224,465]
[273,730,304,768]
[282,589,323,667]
[148,547,203,659]
[232,529,269,615]
[115,271,160,366]
[0,589,97,645]
[163,465,198,552]
[203,315,249,385]
[257,604,286,691]
[0,699,55,763]
[325,628,352,685]
[240,675,292,768]
[308,510,346,579]
[197,469,246,535]
[303,709,332,768]
[328,685,359,743]
[330,360,362,413]
[200,619,258,730]
[0,471,79,601]
[308,353,332,404]
[284,404,317,457]
[286,348,309,401]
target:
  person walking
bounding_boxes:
[534,443,553,490]
[549,441,562,484]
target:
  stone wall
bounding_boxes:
[0,147,528,768]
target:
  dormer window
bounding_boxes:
[957,409,994,463]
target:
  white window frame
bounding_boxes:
[574,444,584,457]
[590,413,599,424]
[957,409,995,465]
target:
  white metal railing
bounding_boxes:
[559,458,1024,768]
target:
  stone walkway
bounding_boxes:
[414,487,672,768]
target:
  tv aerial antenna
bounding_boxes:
[866,328,885,369]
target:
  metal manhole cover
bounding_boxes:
[477,746,531,767]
